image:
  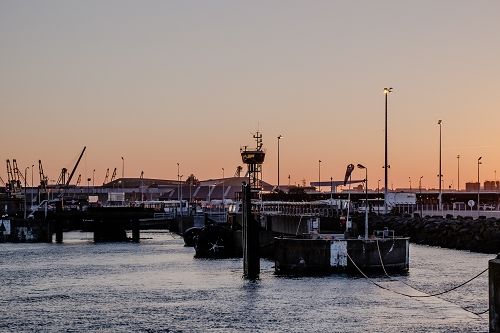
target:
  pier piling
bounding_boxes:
[490,254,500,332]
[242,183,259,279]
[132,220,140,243]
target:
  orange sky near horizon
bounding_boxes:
[1,1,500,190]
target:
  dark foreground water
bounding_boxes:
[0,231,494,332]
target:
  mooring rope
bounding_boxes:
[347,250,489,316]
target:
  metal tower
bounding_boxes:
[240,131,266,191]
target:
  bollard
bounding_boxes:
[132,220,140,243]
[55,219,63,243]
[242,183,259,279]
[490,254,500,332]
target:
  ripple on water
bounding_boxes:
[0,233,492,332]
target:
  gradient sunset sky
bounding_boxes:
[1,1,499,190]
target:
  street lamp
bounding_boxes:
[121,156,124,179]
[92,169,95,188]
[357,164,368,239]
[438,120,443,210]
[177,163,180,214]
[277,135,282,191]
[409,177,412,190]
[318,160,322,192]
[478,156,482,213]
[384,87,393,214]
[419,176,423,193]
[24,166,29,219]
[31,164,34,207]
[222,167,225,207]
[457,155,460,191]
[330,177,333,201]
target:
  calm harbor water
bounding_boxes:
[0,231,494,332]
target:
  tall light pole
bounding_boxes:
[438,120,443,210]
[478,156,482,213]
[383,87,393,214]
[92,169,95,188]
[318,160,322,192]
[419,176,423,193]
[121,156,124,179]
[31,164,34,207]
[277,135,283,192]
[24,166,29,219]
[457,154,460,191]
[222,167,225,207]
[409,177,412,190]
[330,177,333,201]
[357,164,368,239]
[177,162,180,205]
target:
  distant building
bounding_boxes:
[466,182,480,191]
[484,181,500,191]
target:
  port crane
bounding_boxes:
[56,168,68,186]
[103,168,109,185]
[12,159,26,185]
[110,168,117,182]
[75,174,82,186]
[38,160,48,189]
[234,166,243,177]
[6,159,21,192]
[66,146,86,186]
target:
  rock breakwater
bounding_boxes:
[360,214,500,254]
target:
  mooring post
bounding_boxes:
[55,218,63,243]
[242,182,259,279]
[490,254,500,332]
[132,220,140,243]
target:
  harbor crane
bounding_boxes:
[38,160,48,189]
[56,168,68,186]
[12,159,27,186]
[6,159,21,192]
[103,168,109,185]
[234,166,243,177]
[65,146,86,186]
[75,174,82,186]
[0,176,5,187]
[110,168,117,182]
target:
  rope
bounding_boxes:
[347,250,490,316]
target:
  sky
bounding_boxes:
[1,0,500,190]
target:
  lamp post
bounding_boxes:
[121,156,124,179]
[24,166,29,219]
[31,164,34,207]
[318,160,322,192]
[409,177,412,190]
[222,167,225,207]
[457,154,460,191]
[478,156,482,213]
[357,164,369,239]
[438,120,443,210]
[92,169,95,188]
[383,87,393,214]
[277,135,282,191]
[419,176,424,216]
[87,177,91,195]
[330,177,333,201]
[177,162,180,214]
